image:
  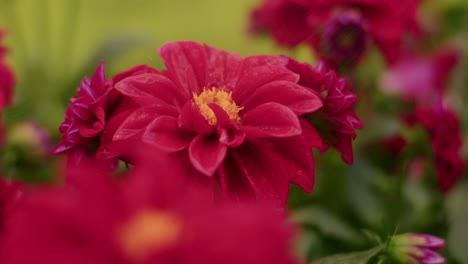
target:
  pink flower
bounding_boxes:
[284,59,362,164]
[415,104,464,192]
[112,41,324,205]
[250,0,421,65]
[381,47,459,106]
[1,152,301,264]
[0,30,15,112]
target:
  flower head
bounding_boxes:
[52,62,110,163]
[284,59,362,164]
[111,41,325,205]
[387,233,446,264]
[0,29,15,112]
[321,10,368,67]
[1,151,300,264]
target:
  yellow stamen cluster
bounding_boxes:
[119,211,181,261]
[193,87,243,125]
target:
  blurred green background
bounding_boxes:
[0,0,314,130]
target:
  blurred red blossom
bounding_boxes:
[284,59,362,164]
[415,104,464,192]
[0,30,15,111]
[381,46,459,106]
[250,0,421,65]
[1,152,300,264]
[111,41,327,205]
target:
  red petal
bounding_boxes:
[115,73,188,106]
[158,41,208,95]
[179,101,214,134]
[232,55,299,105]
[188,134,227,177]
[143,116,193,152]
[243,102,301,138]
[242,80,323,115]
[232,140,290,206]
[271,136,316,192]
[113,107,161,141]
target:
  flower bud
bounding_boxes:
[7,120,52,163]
[387,233,446,264]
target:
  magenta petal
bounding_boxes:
[113,107,161,141]
[243,102,302,138]
[188,134,227,177]
[271,136,315,192]
[218,152,256,201]
[414,248,446,264]
[143,116,193,152]
[233,55,299,105]
[114,73,188,105]
[158,41,208,95]
[179,101,214,134]
[242,80,323,115]
[232,140,290,206]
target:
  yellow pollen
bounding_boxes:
[193,87,243,125]
[119,211,181,261]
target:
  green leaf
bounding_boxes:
[313,245,384,264]
[446,182,468,263]
[292,206,364,245]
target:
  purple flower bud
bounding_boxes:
[388,233,446,264]
[322,10,368,64]
[7,120,52,161]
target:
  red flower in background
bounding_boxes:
[415,104,464,192]
[0,30,15,111]
[1,152,300,264]
[112,41,324,205]
[381,47,459,106]
[285,59,362,164]
[250,0,420,65]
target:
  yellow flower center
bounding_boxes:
[119,210,181,261]
[193,87,243,125]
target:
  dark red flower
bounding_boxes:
[52,62,110,162]
[1,152,300,264]
[112,41,324,205]
[284,59,362,164]
[52,62,147,169]
[0,30,15,111]
[381,46,459,106]
[250,0,420,65]
[415,104,464,192]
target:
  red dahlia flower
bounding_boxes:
[250,0,420,65]
[415,104,464,192]
[1,153,300,264]
[112,41,324,205]
[0,30,15,111]
[284,59,362,164]
[52,62,110,162]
